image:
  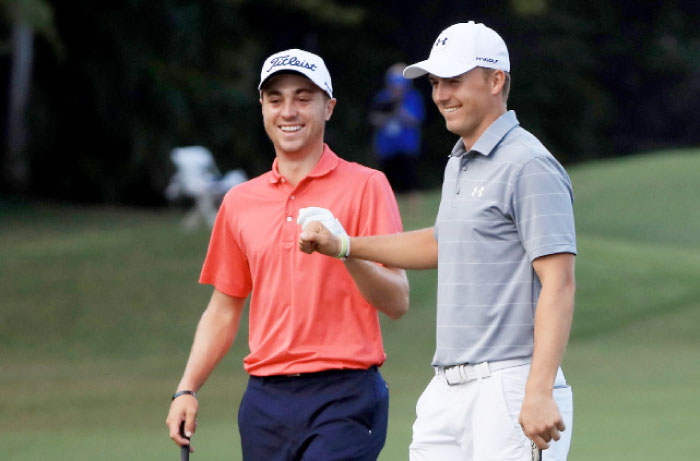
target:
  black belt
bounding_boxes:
[251,365,378,383]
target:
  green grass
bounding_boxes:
[2,148,700,460]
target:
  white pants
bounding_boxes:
[409,363,573,461]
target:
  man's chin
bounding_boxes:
[275,140,304,154]
[444,121,461,137]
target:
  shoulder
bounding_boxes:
[334,157,392,193]
[494,126,568,174]
[335,156,384,179]
[497,127,548,162]
[221,171,272,202]
[497,130,572,200]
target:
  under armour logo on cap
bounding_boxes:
[404,21,510,79]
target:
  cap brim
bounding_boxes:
[403,59,477,79]
[258,69,333,99]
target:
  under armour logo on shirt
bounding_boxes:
[435,37,448,47]
[472,186,485,197]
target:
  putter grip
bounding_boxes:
[180,421,190,461]
[530,440,542,461]
[181,444,189,461]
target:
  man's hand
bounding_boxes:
[299,220,343,257]
[166,394,198,453]
[298,207,346,257]
[518,390,565,450]
[297,207,347,236]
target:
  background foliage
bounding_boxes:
[1,0,699,204]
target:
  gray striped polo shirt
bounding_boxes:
[433,110,577,367]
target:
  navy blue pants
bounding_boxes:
[238,366,389,461]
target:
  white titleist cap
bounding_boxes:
[259,49,333,98]
[403,21,510,79]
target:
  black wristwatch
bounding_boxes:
[172,390,197,401]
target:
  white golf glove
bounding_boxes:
[297,207,347,236]
[297,207,350,259]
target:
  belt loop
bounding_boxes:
[459,364,468,382]
[476,362,491,380]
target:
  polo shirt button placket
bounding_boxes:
[456,157,469,195]
[283,185,300,242]
[283,211,296,242]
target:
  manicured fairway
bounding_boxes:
[2,149,699,460]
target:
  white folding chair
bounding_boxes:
[165,146,246,229]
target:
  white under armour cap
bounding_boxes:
[259,49,334,98]
[403,22,510,79]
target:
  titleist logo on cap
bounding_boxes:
[266,55,317,73]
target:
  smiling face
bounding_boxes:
[260,73,336,158]
[428,67,505,148]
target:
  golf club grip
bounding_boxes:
[530,440,542,461]
[180,421,190,460]
[181,444,189,461]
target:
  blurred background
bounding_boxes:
[2,1,700,460]
[3,0,700,203]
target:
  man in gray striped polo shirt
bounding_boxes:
[299,21,576,461]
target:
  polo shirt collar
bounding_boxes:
[450,110,520,158]
[307,144,340,178]
[268,144,339,184]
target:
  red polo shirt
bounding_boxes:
[199,145,403,376]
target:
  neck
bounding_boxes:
[276,143,325,186]
[462,107,506,150]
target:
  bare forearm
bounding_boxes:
[519,253,575,449]
[344,261,409,319]
[528,288,574,393]
[350,227,438,269]
[527,260,575,393]
[177,290,244,391]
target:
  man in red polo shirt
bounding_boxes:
[166,48,409,460]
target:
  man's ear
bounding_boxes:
[491,70,506,96]
[325,98,337,121]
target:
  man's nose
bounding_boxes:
[281,100,298,118]
[433,81,449,103]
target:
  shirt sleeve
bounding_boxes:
[199,192,253,297]
[511,155,577,261]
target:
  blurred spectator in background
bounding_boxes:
[369,63,425,200]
